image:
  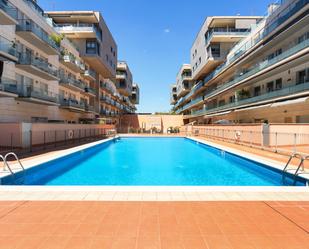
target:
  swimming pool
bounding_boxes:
[1,137,306,186]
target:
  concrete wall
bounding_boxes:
[0,123,115,148]
[119,115,184,133]
[185,123,309,147]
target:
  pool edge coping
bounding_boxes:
[0,135,308,199]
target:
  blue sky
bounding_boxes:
[39,0,272,113]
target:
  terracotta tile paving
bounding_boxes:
[0,201,308,249]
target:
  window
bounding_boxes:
[210,43,220,58]
[229,95,235,103]
[275,78,282,90]
[296,70,306,84]
[254,86,261,96]
[266,81,274,92]
[298,32,309,44]
[86,40,99,55]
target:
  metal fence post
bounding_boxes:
[65,130,67,145]
[29,130,32,152]
[275,132,278,153]
[10,133,13,151]
[293,133,297,153]
[44,131,46,150]
[54,130,57,148]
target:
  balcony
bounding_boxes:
[176,95,204,114]
[83,69,96,81]
[17,86,59,105]
[84,86,96,97]
[16,53,59,81]
[55,23,102,40]
[100,96,112,105]
[0,78,18,97]
[85,104,95,113]
[217,0,308,75]
[0,0,17,25]
[205,27,249,45]
[60,99,85,112]
[59,76,85,92]
[203,38,309,102]
[60,53,85,73]
[0,35,17,62]
[100,82,115,94]
[191,81,309,117]
[16,19,60,55]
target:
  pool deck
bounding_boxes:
[0,135,308,201]
[0,201,308,249]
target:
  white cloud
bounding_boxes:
[164,28,170,33]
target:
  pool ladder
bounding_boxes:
[0,152,25,184]
[282,153,309,185]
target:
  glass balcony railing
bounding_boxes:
[201,38,309,102]
[18,86,58,103]
[176,95,204,114]
[0,35,17,58]
[23,0,44,18]
[18,53,59,78]
[100,82,115,93]
[0,0,17,20]
[61,54,85,71]
[0,78,18,94]
[55,23,102,41]
[60,99,85,110]
[59,76,85,90]
[17,19,60,51]
[85,86,96,95]
[203,0,308,84]
[191,81,309,117]
[84,68,96,79]
[85,104,95,112]
[205,27,250,45]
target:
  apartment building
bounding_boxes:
[0,0,138,124]
[170,64,193,106]
[131,83,140,105]
[116,61,137,113]
[172,0,309,124]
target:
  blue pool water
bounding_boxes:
[2,137,306,186]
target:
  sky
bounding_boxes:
[39,0,273,113]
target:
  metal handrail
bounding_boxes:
[282,153,304,185]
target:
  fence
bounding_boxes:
[184,125,309,156]
[0,127,116,157]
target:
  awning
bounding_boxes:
[204,110,231,118]
[234,104,271,112]
[271,97,309,108]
